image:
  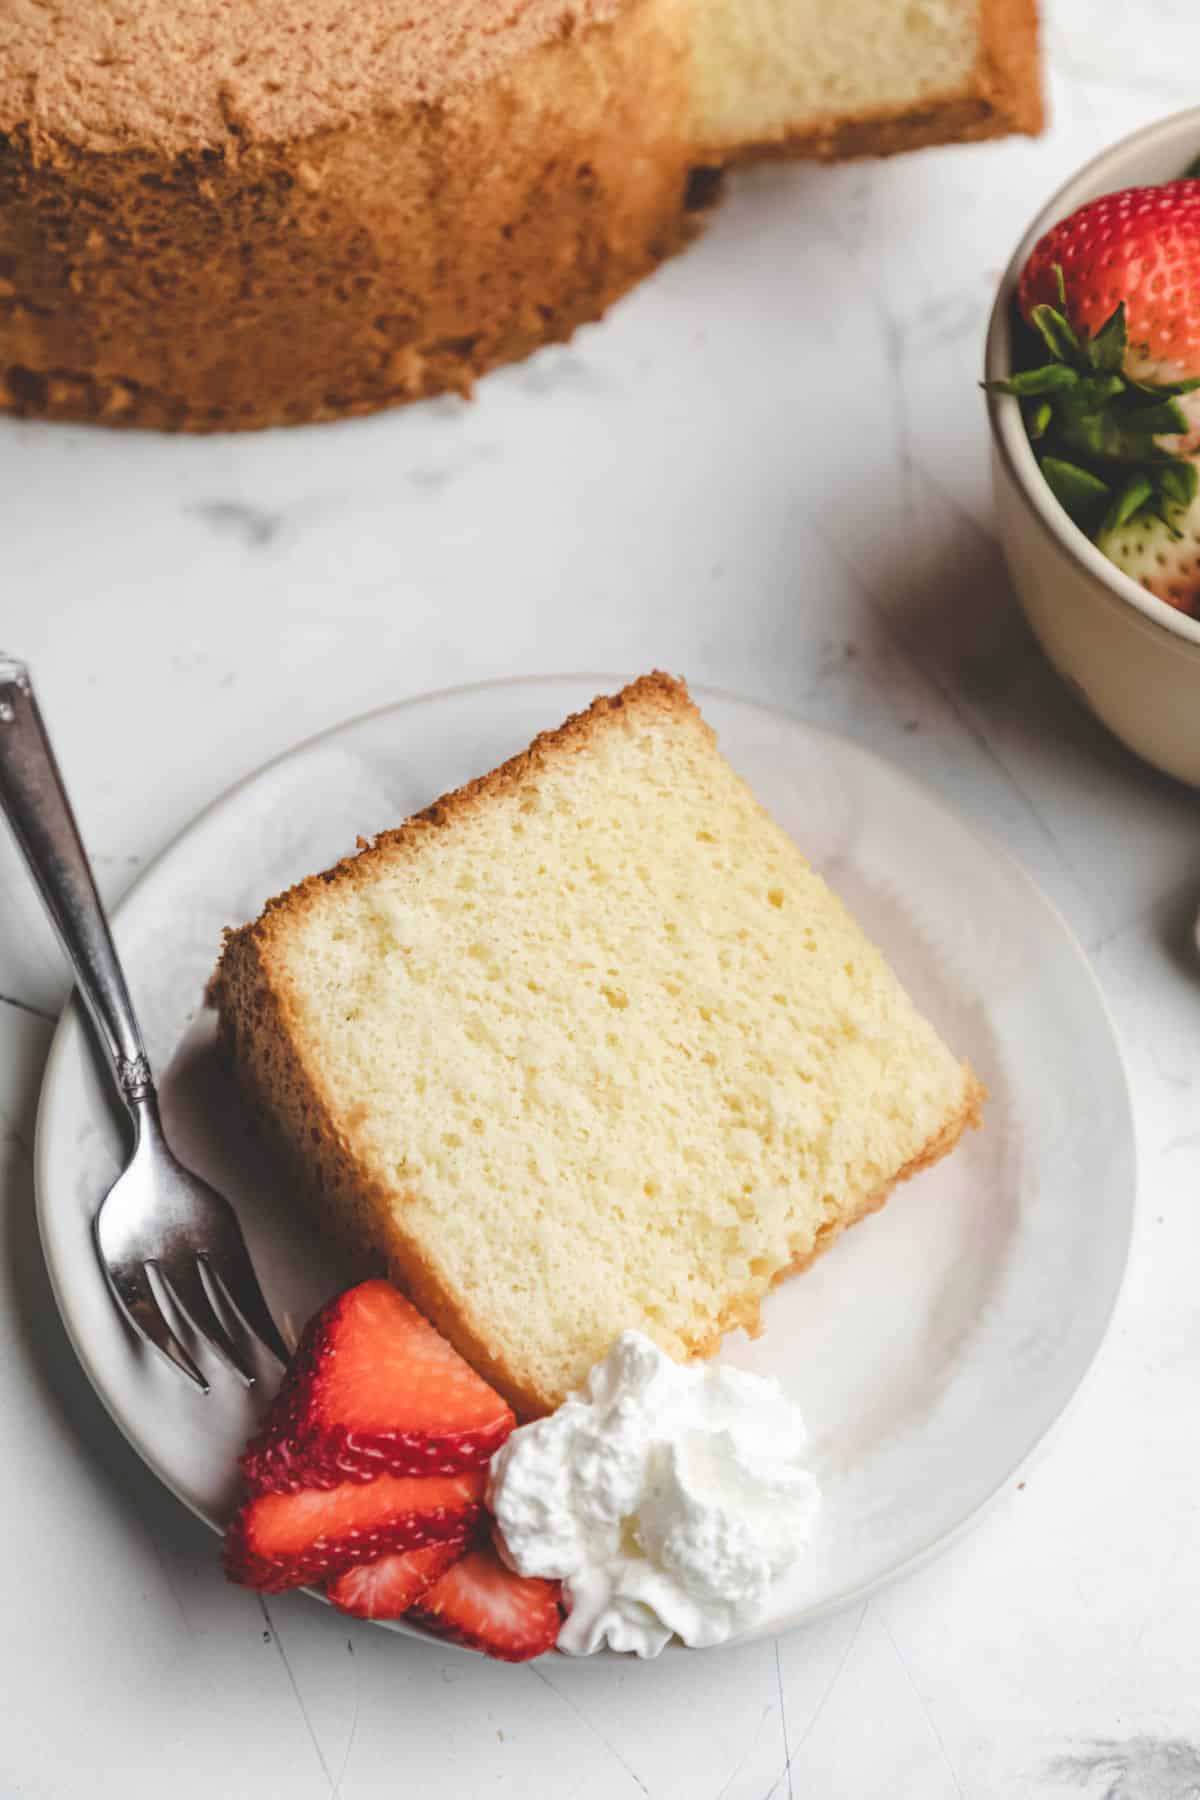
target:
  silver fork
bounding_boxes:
[0,655,289,1391]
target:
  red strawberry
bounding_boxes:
[241,1281,515,1492]
[223,1467,484,1593]
[327,1536,472,1621]
[988,178,1200,609]
[409,1544,562,1663]
[1018,182,1200,388]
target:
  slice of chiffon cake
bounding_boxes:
[215,674,983,1417]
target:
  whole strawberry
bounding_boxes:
[990,177,1200,615]
[1019,181,1200,393]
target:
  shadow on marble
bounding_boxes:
[1153,880,1200,989]
[875,493,1200,908]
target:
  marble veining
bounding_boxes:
[186,499,286,547]
[1045,1738,1200,1800]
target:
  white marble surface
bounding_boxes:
[2,2,1199,1793]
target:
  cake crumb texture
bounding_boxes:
[692,0,1042,158]
[216,674,983,1417]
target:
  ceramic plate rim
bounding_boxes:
[33,672,1137,1655]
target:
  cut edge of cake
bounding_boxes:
[687,1069,985,1360]
[214,673,985,1418]
[689,0,1043,164]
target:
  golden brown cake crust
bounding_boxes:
[0,0,628,152]
[0,0,1041,430]
[0,1,696,430]
[248,672,703,927]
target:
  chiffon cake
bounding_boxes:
[0,0,1041,428]
[215,674,983,1416]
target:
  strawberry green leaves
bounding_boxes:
[1041,458,1109,519]
[1027,399,1053,440]
[987,269,1198,536]
[1088,303,1128,373]
[1160,459,1199,508]
[1102,473,1153,535]
[1029,299,1082,365]
[996,363,1080,398]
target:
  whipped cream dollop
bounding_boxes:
[487,1332,820,1657]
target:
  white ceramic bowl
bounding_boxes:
[985,107,1200,787]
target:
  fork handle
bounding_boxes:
[0,656,154,1114]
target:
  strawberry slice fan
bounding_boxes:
[988,177,1200,615]
[410,1547,564,1665]
[224,1467,487,1591]
[223,1280,562,1661]
[241,1279,516,1490]
[327,1538,471,1621]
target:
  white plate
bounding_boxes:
[35,676,1135,1652]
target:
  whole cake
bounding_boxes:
[0,0,1040,429]
[214,675,983,1416]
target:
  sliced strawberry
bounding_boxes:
[409,1544,562,1663]
[240,1280,515,1492]
[327,1536,472,1621]
[223,1468,484,1593]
